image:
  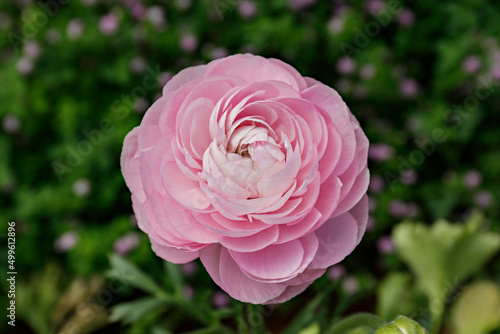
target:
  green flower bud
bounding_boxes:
[375,316,428,334]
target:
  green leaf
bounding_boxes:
[150,326,173,334]
[392,213,500,302]
[376,272,419,321]
[326,313,386,334]
[281,291,327,334]
[376,316,428,334]
[450,281,500,334]
[164,261,183,297]
[110,297,171,324]
[107,254,167,297]
[298,322,321,334]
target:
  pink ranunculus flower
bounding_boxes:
[121,54,369,304]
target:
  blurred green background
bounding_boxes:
[1,0,500,333]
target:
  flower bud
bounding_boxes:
[375,316,428,334]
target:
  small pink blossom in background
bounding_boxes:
[377,236,395,254]
[146,6,167,30]
[328,16,345,34]
[475,190,493,208]
[389,200,408,218]
[365,0,385,14]
[134,98,149,113]
[462,56,482,74]
[181,262,198,276]
[369,198,377,212]
[131,3,146,21]
[99,13,119,35]
[81,0,96,5]
[180,33,198,52]
[158,71,173,87]
[67,18,84,39]
[289,0,317,10]
[2,115,21,135]
[238,1,257,19]
[390,200,419,218]
[55,231,78,252]
[130,56,147,74]
[401,169,418,185]
[369,174,386,194]
[492,64,500,81]
[368,143,394,162]
[210,47,229,60]
[176,0,192,11]
[463,170,482,188]
[399,78,419,98]
[397,9,415,28]
[327,264,346,281]
[359,64,375,80]
[337,57,356,75]
[114,232,140,255]
[121,54,369,304]
[72,178,91,197]
[493,49,500,62]
[342,276,359,293]
[16,57,33,75]
[366,217,375,231]
[212,291,231,308]
[23,41,40,59]
[184,285,194,300]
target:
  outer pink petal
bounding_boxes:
[162,65,206,96]
[229,233,318,283]
[263,283,311,304]
[269,58,308,91]
[203,54,302,91]
[313,173,342,220]
[348,194,369,245]
[121,127,146,203]
[333,167,370,217]
[301,80,357,175]
[309,212,359,269]
[138,95,165,150]
[151,241,199,264]
[200,244,287,304]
